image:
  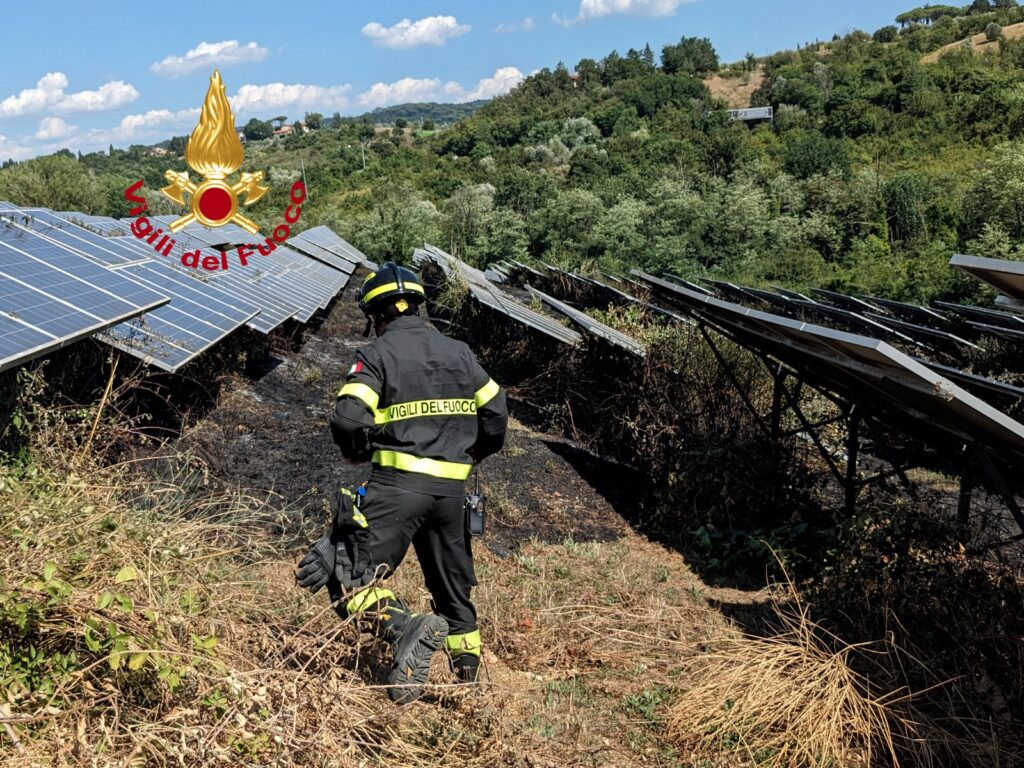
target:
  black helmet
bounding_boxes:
[357,262,426,315]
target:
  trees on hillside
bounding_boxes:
[243,118,272,140]
[661,36,719,75]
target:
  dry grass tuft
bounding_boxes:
[667,571,997,768]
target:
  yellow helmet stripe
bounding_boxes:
[361,281,425,305]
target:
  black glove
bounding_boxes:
[331,487,377,590]
[296,535,336,594]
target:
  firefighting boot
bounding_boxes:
[450,653,480,683]
[379,602,448,704]
[446,630,482,683]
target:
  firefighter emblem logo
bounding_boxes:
[160,70,268,234]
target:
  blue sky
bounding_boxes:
[0,0,908,161]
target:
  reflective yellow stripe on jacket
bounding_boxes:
[475,378,500,407]
[372,450,472,480]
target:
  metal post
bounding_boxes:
[957,463,974,543]
[770,369,784,441]
[845,407,860,515]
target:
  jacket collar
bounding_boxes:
[381,314,426,335]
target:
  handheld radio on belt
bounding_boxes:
[465,471,486,537]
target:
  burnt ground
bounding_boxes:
[174,282,638,555]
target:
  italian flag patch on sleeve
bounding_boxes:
[348,361,363,377]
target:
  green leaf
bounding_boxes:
[114,566,138,583]
[97,592,113,610]
[115,595,134,613]
[43,562,57,583]
[128,653,147,671]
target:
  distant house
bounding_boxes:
[148,146,169,157]
[273,125,294,138]
[237,131,247,142]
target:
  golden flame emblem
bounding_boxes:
[160,70,268,233]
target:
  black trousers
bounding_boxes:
[356,482,478,635]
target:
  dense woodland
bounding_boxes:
[4,2,1024,308]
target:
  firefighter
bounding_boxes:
[296,263,508,704]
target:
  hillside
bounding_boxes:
[921,19,1024,62]
[342,100,488,127]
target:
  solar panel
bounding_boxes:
[666,274,714,295]
[811,287,884,315]
[5,210,149,266]
[861,312,981,352]
[933,301,1024,329]
[527,286,645,357]
[294,226,372,268]
[772,286,817,303]
[789,299,919,346]
[0,227,169,372]
[950,254,1024,304]
[414,245,581,345]
[865,296,950,327]
[160,219,331,322]
[921,361,1024,410]
[286,237,358,274]
[0,201,21,210]
[968,322,1024,343]
[138,220,305,331]
[635,271,1024,464]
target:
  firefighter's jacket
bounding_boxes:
[331,315,508,496]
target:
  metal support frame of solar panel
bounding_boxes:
[635,271,1024,511]
[4,211,261,372]
[414,245,581,345]
[162,219,334,321]
[950,253,1024,305]
[0,223,170,372]
[527,286,646,357]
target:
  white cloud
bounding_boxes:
[0,72,138,117]
[0,133,33,161]
[150,40,269,78]
[82,108,199,148]
[0,72,67,117]
[553,0,694,26]
[495,17,535,33]
[35,117,76,140]
[361,16,470,49]
[357,67,525,109]
[358,77,444,109]
[55,81,138,113]
[458,67,525,101]
[230,83,352,114]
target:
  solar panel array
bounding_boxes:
[413,245,582,345]
[0,205,358,373]
[527,286,646,357]
[635,271,1024,467]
